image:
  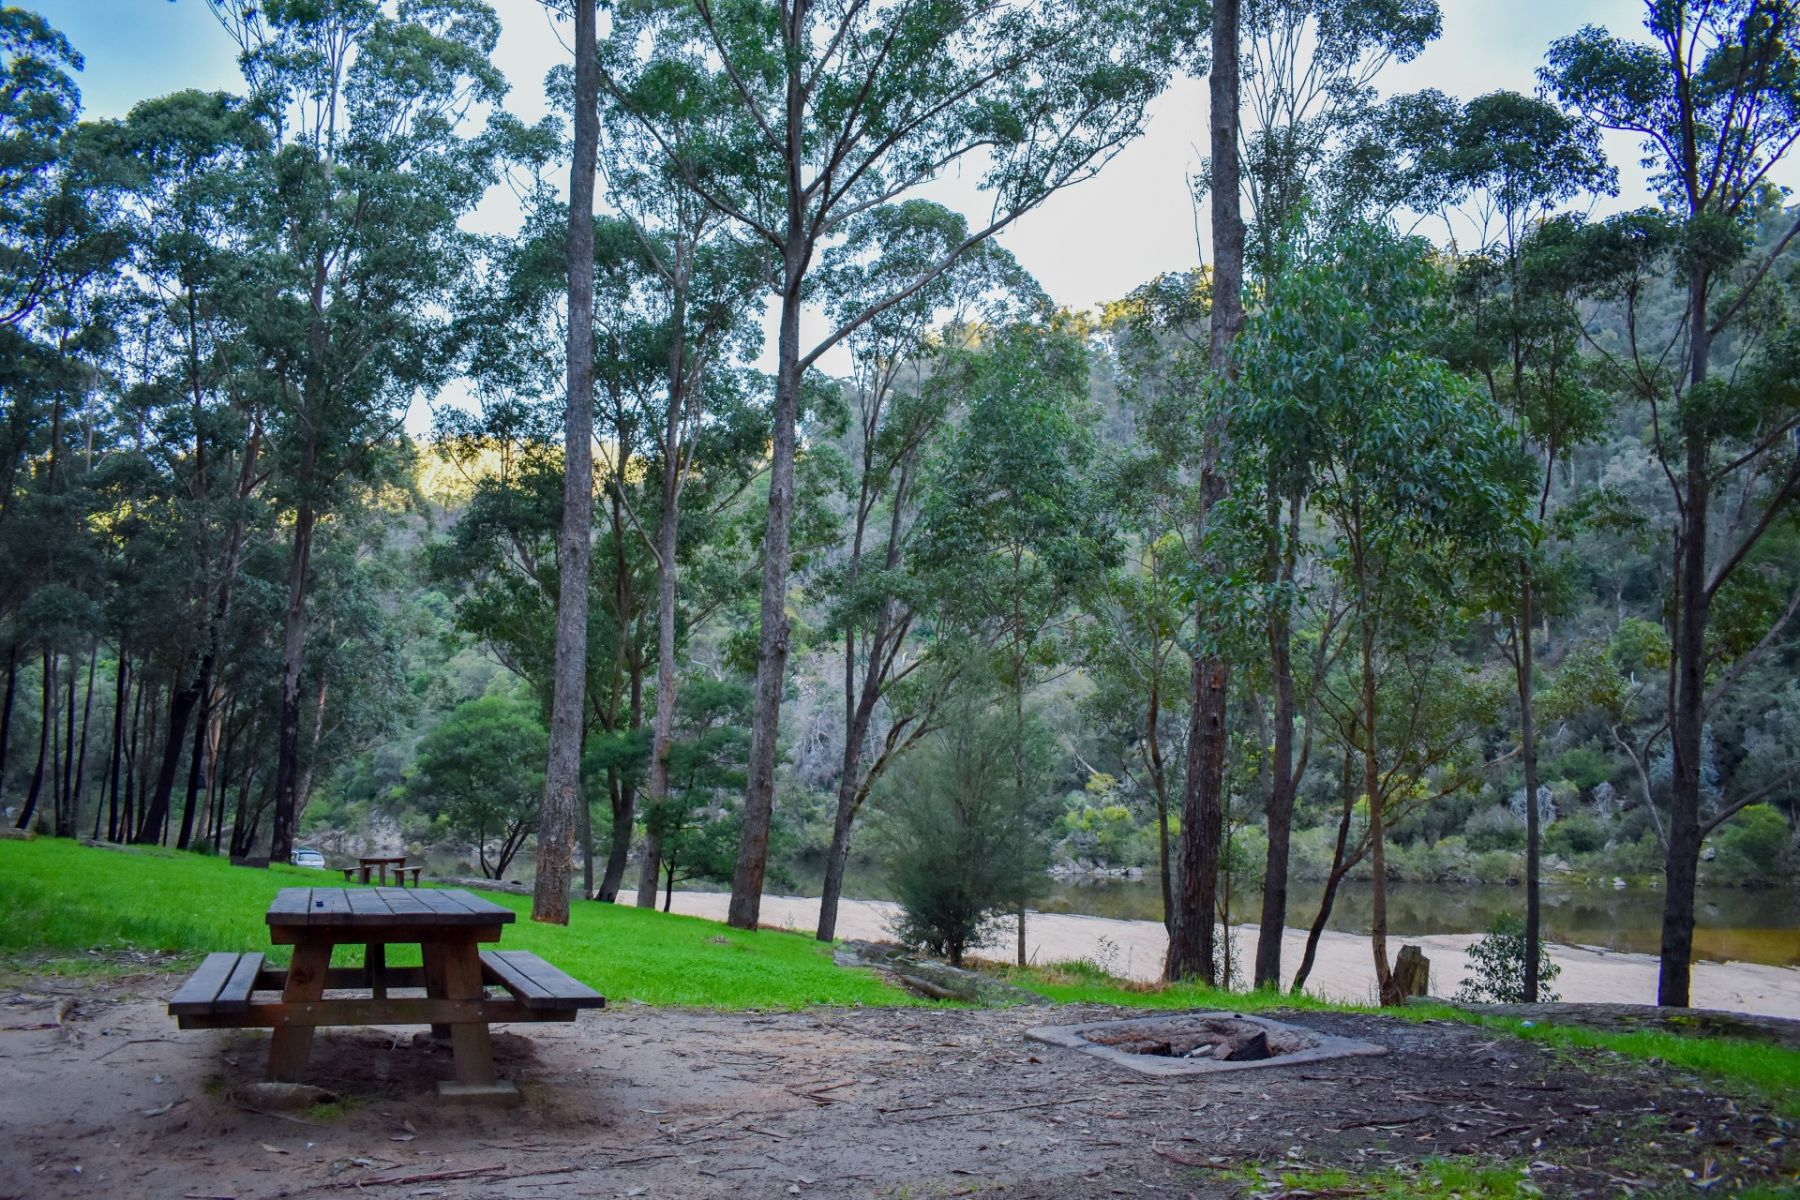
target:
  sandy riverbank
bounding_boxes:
[666,890,1800,1019]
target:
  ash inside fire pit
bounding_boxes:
[1026,1012,1386,1076]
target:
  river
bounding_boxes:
[771,867,1800,968]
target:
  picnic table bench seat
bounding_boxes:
[479,950,605,1012]
[169,951,265,1018]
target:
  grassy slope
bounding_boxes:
[0,838,912,1009]
[4,839,1795,1112]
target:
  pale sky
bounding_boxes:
[37,0,1669,423]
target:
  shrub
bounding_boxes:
[1544,812,1609,858]
[876,701,1056,966]
[1545,745,1616,792]
[1710,804,1793,881]
[1465,805,1525,853]
[1472,850,1522,884]
[1454,913,1560,1004]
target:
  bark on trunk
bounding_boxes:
[1167,0,1242,986]
[532,0,601,925]
[1517,576,1541,1002]
[69,644,96,839]
[1292,748,1358,993]
[17,650,53,831]
[1254,538,1297,989]
[270,500,316,864]
[728,278,803,931]
[1659,284,1713,1007]
[1167,656,1227,982]
[0,644,16,802]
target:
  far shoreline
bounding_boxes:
[665,890,1800,1021]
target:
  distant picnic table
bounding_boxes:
[169,887,604,1101]
[345,854,412,885]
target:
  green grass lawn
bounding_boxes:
[0,838,912,1008]
[5,837,1797,1113]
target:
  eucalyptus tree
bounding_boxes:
[1225,0,1442,990]
[1430,92,1614,1001]
[1544,0,1800,1006]
[1229,224,1524,1003]
[204,0,508,867]
[589,94,771,910]
[913,318,1114,965]
[536,0,601,924]
[811,202,1041,943]
[85,90,270,850]
[599,0,1196,929]
[1166,0,1244,987]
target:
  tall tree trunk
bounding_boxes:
[104,652,128,843]
[634,446,685,907]
[270,498,316,864]
[728,271,804,931]
[533,0,601,925]
[56,649,76,836]
[1362,598,1398,1005]
[137,682,200,846]
[122,675,146,843]
[1517,575,1541,1002]
[1292,752,1358,994]
[1167,0,1241,987]
[0,644,17,798]
[69,643,96,839]
[1254,510,1298,989]
[17,650,53,830]
[1659,281,1713,1007]
[177,653,215,851]
[1168,657,1227,981]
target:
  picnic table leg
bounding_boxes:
[365,942,387,1000]
[266,941,331,1082]
[431,939,515,1101]
[421,942,451,1040]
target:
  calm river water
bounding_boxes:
[793,868,1800,968]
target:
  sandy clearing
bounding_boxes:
[666,890,1800,1019]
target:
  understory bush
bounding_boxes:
[1454,912,1561,1004]
[1544,811,1609,858]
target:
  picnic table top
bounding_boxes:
[356,854,410,865]
[265,887,514,931]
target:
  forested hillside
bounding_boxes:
[2,0,1797,1008]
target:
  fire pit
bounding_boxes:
[1025,1012,1385,1077]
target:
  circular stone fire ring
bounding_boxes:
[1024,1012,1387,1076]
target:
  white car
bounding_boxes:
[290,847,327,870]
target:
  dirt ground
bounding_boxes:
[2,972,1795,1199]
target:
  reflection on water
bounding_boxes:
[773,864,1800,968]
[1032,878,1800,968]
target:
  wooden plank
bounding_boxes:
[440,942,498,1085]
[266,941,331,1082]
[377,887,430,915]
[346,889,393,918]
[169,953,243,1015]
[217,951,265,1012]
[255,967,428,991]
[311,889,353,923]
[431,889,515,921]
[265,888,313,928]
[269,923,504,945]
[479,951,604,1010]
[176,997,574,1029]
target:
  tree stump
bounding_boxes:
[1393,945,1431,998]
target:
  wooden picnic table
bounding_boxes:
[352,854,409,885]
[168,887,603,1101]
